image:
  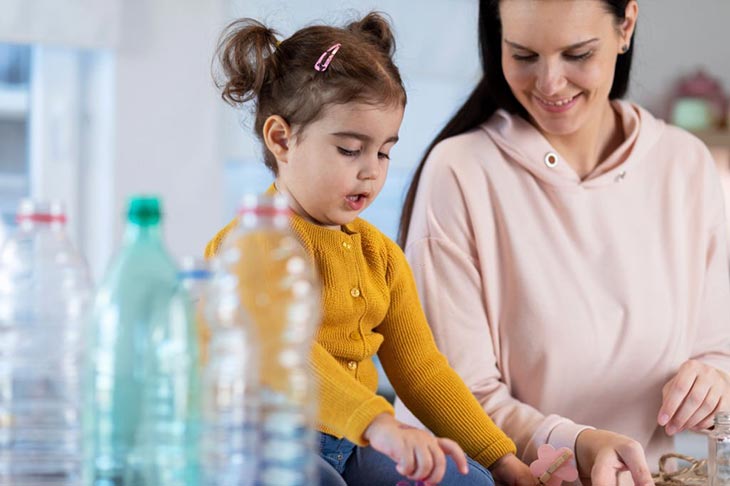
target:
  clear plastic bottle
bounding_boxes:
[179,256,212,305]
[200,257,259,486]
[0,199,92,485]
[85,196,201,486]
[178,256,213,364]
[216,194,321,486]
[709,411,730,486]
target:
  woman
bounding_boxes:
[395,1,730,485]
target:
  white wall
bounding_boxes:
[0,0,120,48]
[106,0,227,274]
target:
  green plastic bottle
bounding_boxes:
[85,196,201,486]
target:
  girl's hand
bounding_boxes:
[657,359,730,435]
[489,453,536,486]
[575,429,653,486]
[363,413,468,485]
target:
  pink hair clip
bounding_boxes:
[314,43,341,72]
[530,445,579,486]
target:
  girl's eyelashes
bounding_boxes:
[337,147,391,160]
[337,147,361,157]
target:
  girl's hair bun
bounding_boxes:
[346,11,397,56]
[215,18,280,106]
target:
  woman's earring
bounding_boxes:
[621,44,629,53]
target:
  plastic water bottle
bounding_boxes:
[178,255,258,486]
[178,256,213,364]
[709,411,730,486]
[0,199,92,485]
[178,256,211,305]
[85,196,201,486]
[200,257,259,486]
[215,194,321,486]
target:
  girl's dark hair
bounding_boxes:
[397,0,636,247]
[214,12,406,174]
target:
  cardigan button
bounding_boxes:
[347,360,357,370]
[342,241,352,250]
[350,331,361,340]
[350,287,361,298]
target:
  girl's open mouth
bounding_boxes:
[345,194,367,211]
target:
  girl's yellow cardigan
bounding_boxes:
[205,209,515,468]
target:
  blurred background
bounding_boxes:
[0,0,728,458]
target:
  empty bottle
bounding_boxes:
[179,256,213,364]
[709,411,730,486]
[85,196,201,486]
[179,256,211,305]
[200,257,259,486]
[216,194,321,486]
[0,199,92,485]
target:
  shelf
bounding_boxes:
[693,129,730,149]
[0,84,29,120]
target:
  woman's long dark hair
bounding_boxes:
[397,0,635,247]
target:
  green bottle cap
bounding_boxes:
[127,196,162,226]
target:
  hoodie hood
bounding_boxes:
[480,100,666,189]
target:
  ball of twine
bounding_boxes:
[652,453,707,486]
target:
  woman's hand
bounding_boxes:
[363,413,468,485]
[489,453,536,486]
[657,359,730,434]
[575,429,653,486]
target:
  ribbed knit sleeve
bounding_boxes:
[311,342,395,445]
[376,238,516,468]
[204,218,237,259]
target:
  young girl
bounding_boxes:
[205,12,536,486]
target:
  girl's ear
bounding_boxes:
[263,115,292,164]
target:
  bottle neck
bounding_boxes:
[238,213,289,231]
[237,193,291,231]
[15,200,67,231]
[17,209,68,235]
[123,222,163,244]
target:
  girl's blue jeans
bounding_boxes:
[317,432,495,486]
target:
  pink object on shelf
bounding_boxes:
[529,444,579,486]
[670,69,728,128]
